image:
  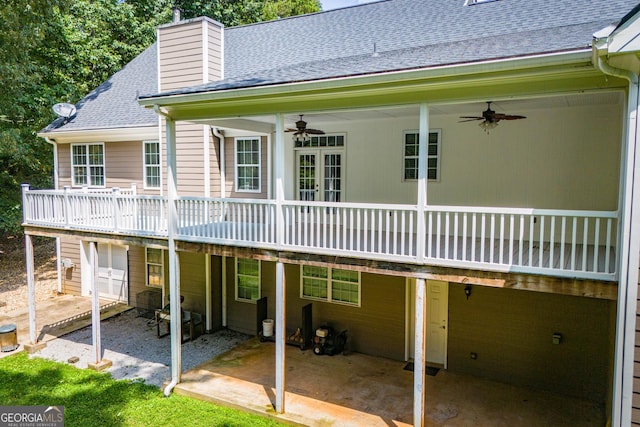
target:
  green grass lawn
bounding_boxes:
[0,352,284,427]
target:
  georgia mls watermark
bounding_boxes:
[0,406,64,427]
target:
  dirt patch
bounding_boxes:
[0,234,58,316]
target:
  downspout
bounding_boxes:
[210,127,227,327]
[210,127,226,198]
[595,51,640,427]
[154,105,180,397]
[44,137,63,294]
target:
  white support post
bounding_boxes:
[413,278,427,427]
[205,254,212,332]
[90,241,101,363]
[221,255,227,327]
[164,116,182,395]
[87,241,110,370]
[274,114,285,248]
[275,261,286,413]
[23,233,47,353]
[416,104,429,262]
[25,234,37,344]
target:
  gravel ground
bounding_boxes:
[32,309,251,387]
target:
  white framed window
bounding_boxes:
[235,137,261,192]
[145,248,164,288]
[403,130,441,181]
[236,258,261,302]
[300,265,360,307]
[143,140,161,189]
[71,143,105,187]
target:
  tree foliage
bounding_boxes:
[0,0,320,233]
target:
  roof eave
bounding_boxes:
[37,124,158,144]
[139,49,595,110]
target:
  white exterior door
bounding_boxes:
[426,280,448,366]
[408,279,449,367]
[296,150,343,202]
[96,243,128,302]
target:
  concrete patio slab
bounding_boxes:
[175,338,605,427]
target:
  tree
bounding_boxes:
[0,0,321,234]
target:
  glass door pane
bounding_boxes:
[324,153,341,203]
[298,153,317,201]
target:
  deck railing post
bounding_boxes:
[63,186,71,227]
[21,184,30,224]
[112,187,120,231]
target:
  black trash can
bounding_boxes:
[0,324,19,352]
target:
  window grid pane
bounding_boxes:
[403,131,439,181]
[237,258,260,301]
[236,138,260,191]
[72,144,104,187]
[144,141,161,188]
[301,266,359,305]
[146,248,163,288]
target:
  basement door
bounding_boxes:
[82,242,129,302]
[407,279,449,367]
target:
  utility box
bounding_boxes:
[136,289,162,318]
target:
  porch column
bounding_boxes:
[23,234,45,353]
[413,278,427,427]
[274,113,285,247]
[87,241,111,371]
[275,261,286,413]
[165,116,183,395]
[274,113,286,413]
[416,103,429,262]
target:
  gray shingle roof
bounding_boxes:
[42,43,158,133]
[148,0,640,98]
[45,0,640,132]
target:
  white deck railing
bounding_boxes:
[22,186,619,281]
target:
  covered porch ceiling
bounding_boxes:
[185,90,624,134]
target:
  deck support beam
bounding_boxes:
[275,261,286,413]
[413,278,427,427]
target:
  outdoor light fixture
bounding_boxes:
[464,284,472,300]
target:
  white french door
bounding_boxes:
[296,150,343,202]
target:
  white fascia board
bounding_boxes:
[139,49,593,109]
[38,125,158,144]
[608,11,640,54]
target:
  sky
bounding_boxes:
[320,0,379,11]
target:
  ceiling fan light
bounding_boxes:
[294,132,310,144]
[479,120,498,130]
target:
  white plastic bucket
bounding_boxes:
[262,319,274,337]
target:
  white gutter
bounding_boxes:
[43,137,63,294]
[139,49,594,108]
[595,53,640,427]
[211,128,225,198]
